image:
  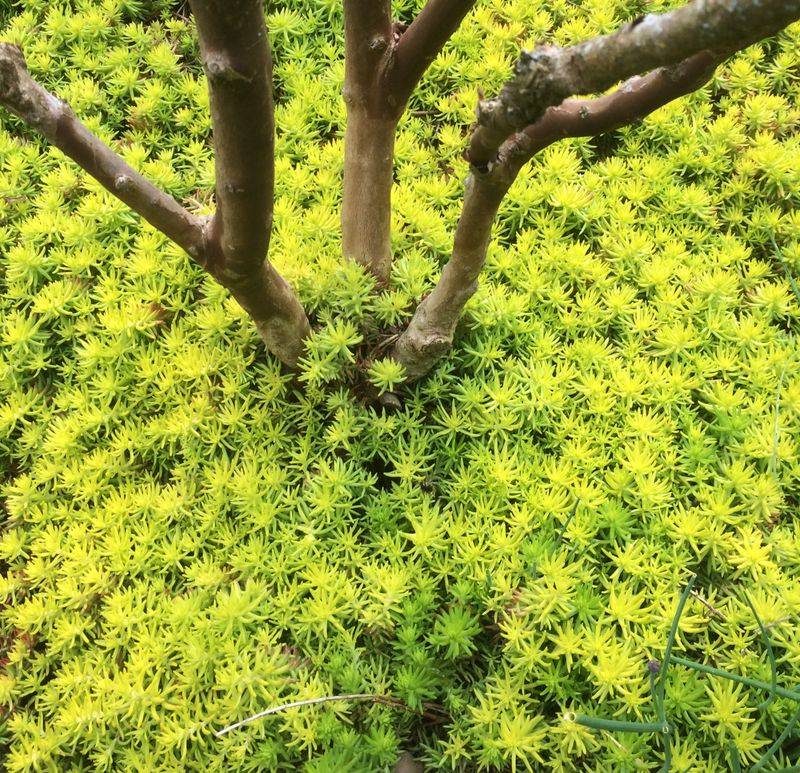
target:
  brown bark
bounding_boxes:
[469,0,800,168]
[342,110,396,285]
[189,0,310,367]
[341,0,477,283]
[515,53,720,158]
[343,0,393,107]
[0,20,310,369]
[394,54,721,380]
[341,0,395,284]
[388,0,478,110]
[0,43,205,260]
[392,170,511,381]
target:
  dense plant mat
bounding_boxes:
[1,0,800,770]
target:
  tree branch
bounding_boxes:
[188,0,311,367]
[387,0,477,110]
[189,0,276,273]
[508,52,721,167]
[394,53,723,380]
[0,43,206,261]
[392,172,508,381]
[340,0,474,282]
[468,0,800,168]
[340,1,395,282]
[343,0,393,111]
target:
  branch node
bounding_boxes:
[203,54,249,83]
[113,174,133,192]
[369,35,390,53]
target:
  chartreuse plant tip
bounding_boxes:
[368,357,407,395]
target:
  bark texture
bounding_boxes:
[469,0,800,167]
[342,110,396,284]
[341,0,395,284]
[190,0,310,367]
[388,0,478,109]
[394,53,722,379]
[515,53,721,158]
[341,0,478,283]
[393,172,510,381]
[0,43,205,259]
[342,0,393,108]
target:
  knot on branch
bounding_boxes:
[369,35,390,53]
[0,43,31,111]
[473,45,572,162]
[203,53,250,83]
[113,174,133,193]
[403,328,452,360]
[0,43,61,134]
[418,333,451,357]
[507,46,568,124]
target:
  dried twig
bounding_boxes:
[690,589,726,621]
[216,693,378,737]
[215,692,447,737]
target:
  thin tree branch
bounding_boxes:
[468,0,800,168]
[388,0,477,110]
[510,52,720,163]
[0,43,206,261]
[394,53,722,379]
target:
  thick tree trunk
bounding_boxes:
[340,0,477,284]
[341,0,394,284]
[190,0,310,367]
[342,109,396,286]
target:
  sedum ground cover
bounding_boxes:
[1,0,800,770]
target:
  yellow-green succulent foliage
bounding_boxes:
[1,0,800,770]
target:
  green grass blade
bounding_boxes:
[750,703,800,772]
[670,657,800,703]
[573,716,667,734]
[743,591,778,711]
[656,575,696,723]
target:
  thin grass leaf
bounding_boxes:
[743,591,778,711]
[751,703,800,772]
